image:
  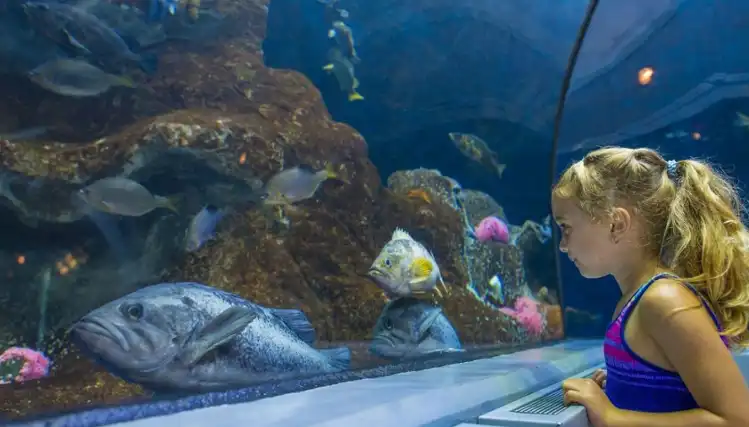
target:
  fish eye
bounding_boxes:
[122,303,144,320]
[383,318,393,330]
[384,258,392,268]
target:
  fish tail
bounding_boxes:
[348,91,364,102]
[320,346,351,371]
[495,163,506,178]
[323,163,339,180]
[114,74,137,88]
[157,195,180,213]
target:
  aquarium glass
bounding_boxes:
[4,0,722,421]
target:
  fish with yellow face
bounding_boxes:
[367,228,448,298]
[448,132,506,179]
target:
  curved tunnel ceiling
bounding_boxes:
[561,0,749,153]
[266,0,744,152]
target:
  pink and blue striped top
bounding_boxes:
[604,272,730,412]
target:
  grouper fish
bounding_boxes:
[71,282,351,391]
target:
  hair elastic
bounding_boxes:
[666,160,680,181]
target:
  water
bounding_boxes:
[0,0,745,422]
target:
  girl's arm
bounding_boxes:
[607,279,749,427]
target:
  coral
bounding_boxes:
[0,347,50,384]
[475,216,510,244]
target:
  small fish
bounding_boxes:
[665,130,689,139]
[367,228,447,298]
[71,282,350,391]
[448,132,506,178]
[21,2,157,73]
[28,58,135,97]
[76,177,177,216]
[406,189,431,204]
[185,205,224,252]
[327,21,359,63]
[323,48,364,102]
[488,274,505,305]
[735,112,749,129]
[369,297,462,360]
[182,0,200,21]
[263,164,340,206]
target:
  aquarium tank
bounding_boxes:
[0,0,746,423]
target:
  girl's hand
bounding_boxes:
[591,368,607,389]
[562,378,620,427]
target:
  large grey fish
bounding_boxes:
[21,1,156,73]
[328,21,359,63]
[323,47,363,102]
[28,58,135,97]
[370,297,462,360]
[76,177,177,216]
[71,282,351,391]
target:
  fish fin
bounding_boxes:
[348,91,364,102]
[495,163,507,178]
[101,201,117,213]
[269,308,316,345]
[416,307,443,339]
[323,163,340,180]
[352,77,360,89]
[409,257,434,279]
[351,54,361,65]
[156,195,179,213]
[391,227,413,241]
[62,30,92,55]
[180,306,258,366]
[137,52,159,75]
[322,63,335,71]
[328,29,336,38]
[113,75,137,88]
[319,346,351,370]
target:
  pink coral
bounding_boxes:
[474,216,510,244]
[0,347,50,384]
[499,296,545,335]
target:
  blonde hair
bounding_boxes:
[553,146,749,347]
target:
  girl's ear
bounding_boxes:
[609,207,632,243]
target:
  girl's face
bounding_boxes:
[551,196,622,279]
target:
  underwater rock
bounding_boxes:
[457,189,507,224]
[386,168,462,210]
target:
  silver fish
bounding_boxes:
[263,164,339,205]
[367,228,447,298]
[185,205,224,252]
[76,177,176,216]
[370,297,462,360]
[71,282,351,391]
[28,58,134,97]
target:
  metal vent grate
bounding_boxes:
[510,372,596,416]
[509,387,566,415]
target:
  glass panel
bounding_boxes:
[0,0,584,421]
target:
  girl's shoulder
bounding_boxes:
[637,277,707,324]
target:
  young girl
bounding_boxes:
[551,147,749,427]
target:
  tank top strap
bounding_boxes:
[617,272,676,320]
[618,272,723,331]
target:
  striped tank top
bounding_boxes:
[604,272,730,412]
